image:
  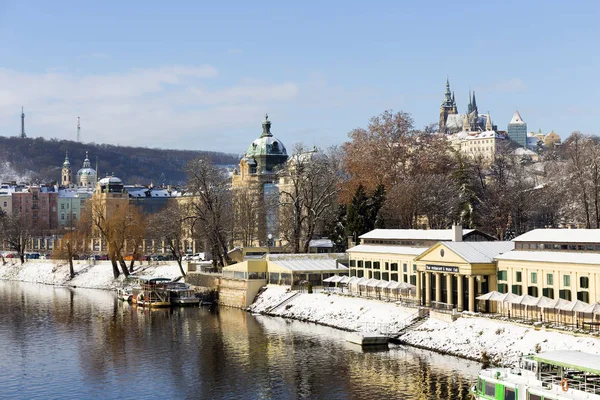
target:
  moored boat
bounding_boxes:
[165,282,199,306]
[116,286,133,302]
[130,276,171,308]
[471,350,600,399]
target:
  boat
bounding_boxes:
[165,282,199,306]
[471,350,600,399]
[130,276,171,308]
[116,286,133,302]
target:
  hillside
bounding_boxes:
[0,136,240,186]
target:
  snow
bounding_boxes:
[0,260,185,289]
[401,315,600,366]
[249,286,418,333]
[514,228,600,244]
[496,250,600,265]
[249,287,600,366]
[359,228,475,241]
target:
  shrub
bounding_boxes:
[495,328,505,335]
[481,351,491,368]
[307,283,313,294]
[535,343,542,353]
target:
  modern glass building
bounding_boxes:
[507,110,527,147]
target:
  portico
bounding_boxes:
[415,241,513,312]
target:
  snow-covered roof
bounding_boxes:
[495,250,600,265]
[347,244,427,256]
[514,229,600,243]
[308,239,334,248]
[533,351,600,374]
[271,258,348,272]
[509,110,525,125]
[58,189,79,198]
[441,241,514,263]
[514,148,536,156]
[98,176,123,185]
[360,229,475,241]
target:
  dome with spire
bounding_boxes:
[77,151,97,188]
[62,151,71,168]
[245,114,288,158]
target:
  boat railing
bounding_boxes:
[540,371,600,395]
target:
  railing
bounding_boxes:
[431,301,454,313]
[540,372,600,395]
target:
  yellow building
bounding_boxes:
[347,227,496,289]
[544,130,561,148]
[415,241,513,312]
[496,229,600,303]
[447,130,506,164]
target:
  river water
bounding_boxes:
[0,281,481,399]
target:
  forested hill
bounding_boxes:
[0,136,240,186]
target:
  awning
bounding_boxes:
[581,302,600,314]
[339,276,351,284]
[476,291,505,301]
[323,275,341,283]
[556,299,590,312]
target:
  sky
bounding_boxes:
[0,0,598,154]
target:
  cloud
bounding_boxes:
[0,65,299,152]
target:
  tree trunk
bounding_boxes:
[118,256,129,276]
[67,242,75,279]
[1,255,5,265]
[19,253,24,264]
[173,248,186,277]
[129,258,135,272]
[110,257,120,278]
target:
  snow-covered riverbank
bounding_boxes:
[249,286,600,366]
[0,260,184,289]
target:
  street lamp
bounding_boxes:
[267,233,273,254]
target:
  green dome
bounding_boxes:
[243,114,288,173]
[246,135,287,158]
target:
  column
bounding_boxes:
[446,274,453,306]
[425,272,431,307]
[468,275,476,312]
[416,272,422,303]
[435,273,442,303]
[457,275,464,312]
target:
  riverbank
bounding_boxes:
[0,259,183,289]
[249,286,600,366]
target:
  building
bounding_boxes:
[77,152,97,188]
[448,130,506,164]
[57,189,92,230]
[347,227,496,286]
[12,185,58,231]
[507,110,527,148]
[125,185,179,215]
[231,114,288,246]
[61,152,72,187]
[0,184,14,216]
[495,229,600,303]
[439,78,493,134]
[544,130,561,148]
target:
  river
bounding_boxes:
[0,281,481,399]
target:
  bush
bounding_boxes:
[307,283,313,294]
[481,351,491,368]
[535,343,542,353]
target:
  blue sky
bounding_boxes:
[0,0,598,153]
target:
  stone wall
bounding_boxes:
[219,278,266,308]
[185,272,220,289]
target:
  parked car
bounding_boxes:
[191,253,205,262]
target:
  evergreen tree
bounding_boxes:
[369,184,386,230]
[346,185,369,244]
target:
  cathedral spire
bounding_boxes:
[472,91,478,114]
[467,90,472,114]
[486,112,493,131]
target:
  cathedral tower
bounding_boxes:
[62,152,72,187]
[439,78,458,133]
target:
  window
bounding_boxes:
[61,204,65,210]
[544,244,551,249]
[516,271,522,283]
[391,273,398,282]
[559,290,572,301]
[569,245,576,250]
[504,387,516,400]
[498,270,508,281]
[528,394,542,400]
[357,270,364,278]
[390,263,398,271]
[578,245,585,251]
[365,261,372,269]
[374,272,380,280]
[382,273,389,281]
[531,272,537,284]
[561,244,568,250]
[410,275,416,285]
[511,285,523,295]
[547,273,553,285]
[543,288,554,298]
[385,262,389,270]
[497,283,508,293]
[529,243,536,249]
[587,245,595,251]
[403,263,407,272]
[373,262,380,270]
[578,291,590,303]
[528,286,539,297]
[413,264,417,272]
[484,381,495,397]
[357,261,363,269]
[581,276,589,289]
[563,275,570,287]
[2,202,5,207]
[350,260,356,267]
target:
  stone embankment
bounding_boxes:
[249,286,600,366]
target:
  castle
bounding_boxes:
[438,78,495,134]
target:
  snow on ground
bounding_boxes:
[0,260,185,290]
[250,287,600,366]
[249,286,418,332]
[400,315,600,366]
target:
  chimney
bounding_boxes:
[347,236,355,249]
[452,224,463,242]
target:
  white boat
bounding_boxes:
[471,351,600,399]
[117,286,133,302]
[165,282,199,306]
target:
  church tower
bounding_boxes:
[439,78,458,133]
[61,151,72,187]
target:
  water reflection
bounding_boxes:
[0,282,479,399]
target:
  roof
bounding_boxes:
[514,229,600,243]
[532,351,600,375]
[509,110,525,125]
[308,239,334,248]
[495,250,600,265]
[347,244,427,256]
[441,241,514,263]
[359,229,476,241]
[271,258,348,272]
[98,176,123,185]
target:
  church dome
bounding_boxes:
[98,175,124,193]
[77,151,97,188]
[245,114,287,158]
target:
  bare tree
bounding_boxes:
[232,183,262,247]
[0,211,33,264]
[185,156,232,269]
[148,202,187,277]
[278,144,341,253]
